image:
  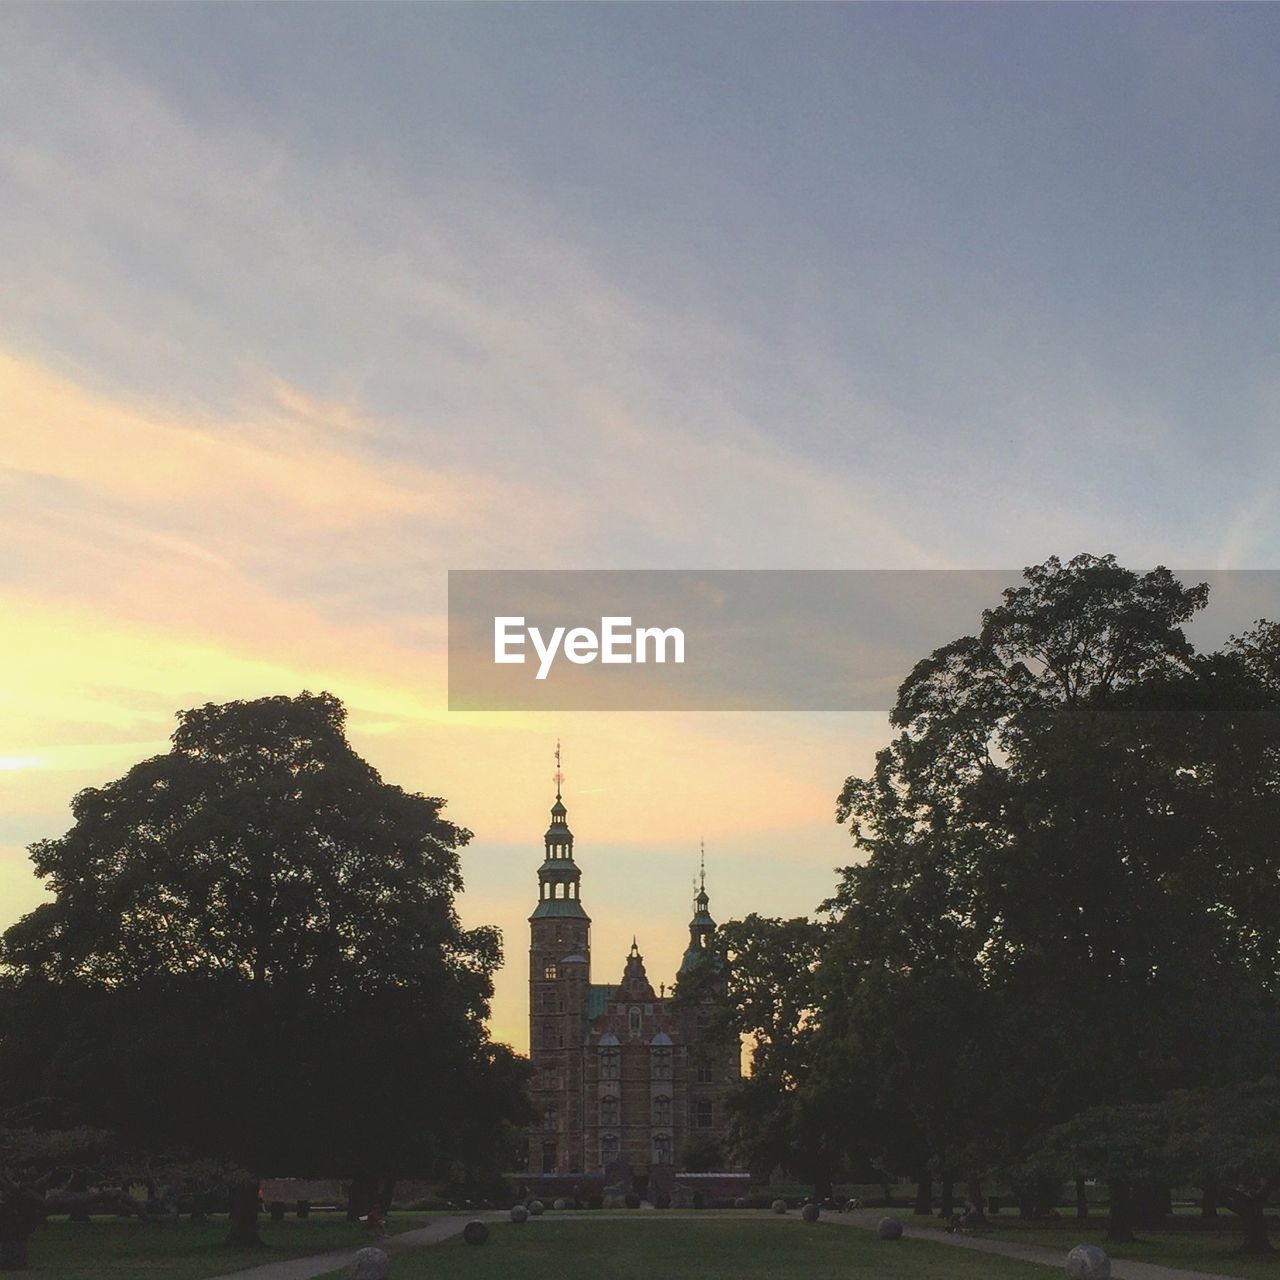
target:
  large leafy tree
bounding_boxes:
[1037,1079,1280,1252]
[0,692,529,1252]
[686,915,828,1185]
[819,555,1280,1207]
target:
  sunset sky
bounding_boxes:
[4,4,1280,1047]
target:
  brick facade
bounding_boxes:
[527,785,739,1183]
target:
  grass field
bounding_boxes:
[319,1218,1056,1280]
[905,1212,1280,1278]
[22,1211,434,1279]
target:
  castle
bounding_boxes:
[526,766,740,1191]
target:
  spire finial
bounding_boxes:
[553,738,563,801]
[700,839,706,893]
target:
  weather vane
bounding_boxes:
[553,738,564,799]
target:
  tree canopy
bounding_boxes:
[717,556,1280,1236]
[0,692,529,1248]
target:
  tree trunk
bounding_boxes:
[1201,1179,1218,1219]
[939,1178,955,1218]
[224,1178,262,1248]
[0,1231,32,1273]
[1239,1202,1275,1256]
[346,1174,378,1222]
[965,1176,988,1225]
[377,1177,397,1216]
[1076,1177,1089,1221]
[1133,1180,1170,1228]
[0,1184,46,1271]
[913,1176,932,1215]
[1221,1187,1275,1256]
[1106,1178,1135,1243]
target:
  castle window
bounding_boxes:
[600,1095,619,1126]
[650,1046,672,1081]
[653,1133,672,1165]
[542,1140,558,1173]
[691,1099,713,1129]
[696,1062,713,1084]
[601,1134,619,1164]
[653,1095,672,1126]
[544,962,558,980]
[543,1104,559,1131]
[599,1045,620,1081]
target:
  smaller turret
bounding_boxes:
[678,842,722,980]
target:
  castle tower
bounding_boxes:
[528,744,590,1174]
[677,843,721,985]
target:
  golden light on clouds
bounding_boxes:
[0,346,880,1051]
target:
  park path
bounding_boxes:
[833,1209,1241,1280]
[203,1212,504,1280]
[202,1207,1246,1280]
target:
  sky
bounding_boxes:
[2,3,1279,1048]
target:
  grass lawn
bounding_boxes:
[905,1213,1280,1278]
[22,1211,435,1279]
[321,1218,1057,1280]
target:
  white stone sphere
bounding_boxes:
[347,1247,390,1279]
[1066,1244,1111,1280]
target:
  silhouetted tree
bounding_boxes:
[818,556,1280,1208]
[0,692,530,1254]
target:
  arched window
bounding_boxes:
[600,1095,619,1126]
[653,1095,672,1126]
[629,1007,642,1034]
[650,1046,672,1081]
[543,1104,558,1131]
[601,1133,619,1165]
[599,1044,621,1081]
[653,1133,672,1165]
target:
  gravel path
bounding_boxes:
[202,1207,1249,1280]
[833,1209,1242,1280]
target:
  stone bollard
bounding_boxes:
[509,1204,529,1223]
[772,1199,788,1214]
[878,1216,903,1240]
[463,1220,489,1245]
[1066,1244,1111,1280]
[348,1246,390,1279]
[802,1203,820,1223]
[528,1199,545,1216]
